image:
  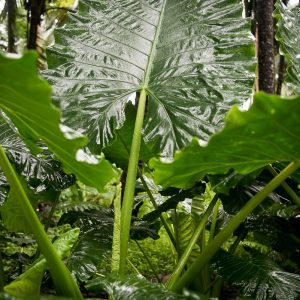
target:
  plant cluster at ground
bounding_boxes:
[0,0,300,299]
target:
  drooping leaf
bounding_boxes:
[45,0,255,157]
[275,2,300,94]
[212,249,300,300]
[0,117,75,193]
[0,52,119,192]
[86,274,209,300]
[150,92,300,189]
[4,228,79,298]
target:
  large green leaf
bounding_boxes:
[45,0,255,157]
[275,2,300,94]
[0,52,119,192]
[150,92,300,189]
[212,249,300,300]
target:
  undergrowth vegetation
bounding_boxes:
[0,0,300,299]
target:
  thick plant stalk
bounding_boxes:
[256,0,275,93]
[172,161,300,292]
[119,88,147,274]
[166,195,218,289]
[7,0,17,53]
[111,183,122,272]
[0,145,83,299]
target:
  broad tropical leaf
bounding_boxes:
[0,52,119,192]
[86,274,210,299]
[212,249,300,300]
[45,0,255,157]
[150,92,300,189]
[275,2,300,94]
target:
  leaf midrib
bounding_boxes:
[142,0,168,89]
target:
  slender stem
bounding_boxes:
[172,161,300,292]
[167,195,218,289]
[115,129,177,247]
[266,165,300,207]
[0,145,83,299]
[208,200,220,243]
[119,88,147,274]
[135,240,160,282]
[111,183,122,272]
[138,173,177,249]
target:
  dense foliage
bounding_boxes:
[0,0,299,299]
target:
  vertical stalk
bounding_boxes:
[256,0,275,93]
[208,199,220,243]
[0,252,4,291]
[167,195,218,289]
[119,88,147,274]
[172,161,300,292]
[111,183,122,272]
[0,145,83,299]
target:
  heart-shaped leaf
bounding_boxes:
[45,0,255,157]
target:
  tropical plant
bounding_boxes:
[0,0,300,299]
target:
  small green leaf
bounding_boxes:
[150,92,300,189]
[3,228,79,298]
[212,249,300,300]
[0,52,119,192]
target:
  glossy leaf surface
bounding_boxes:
[86,274,209,299]
[275,2,300,94]
[45,0,255,157]
[0,52,119,192]
[212,249,300,300]
[150,92,300,188]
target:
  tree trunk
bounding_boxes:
[256,0,275,94]
[27,0,45,50]
[7,0,16,53]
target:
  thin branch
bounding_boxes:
[7,0,17,53]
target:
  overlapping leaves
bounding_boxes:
[45,0,255,157]
[150,92,300,188]
[212,249,300,300]
[0,53,119,192]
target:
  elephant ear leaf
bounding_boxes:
[212,249,300,300]
[275,2,300,94]
[45,0,255,157]
[0,53,119,192]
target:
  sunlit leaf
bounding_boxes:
[45,0,255,157]
[150,92,300,189]
[0,52,119,192]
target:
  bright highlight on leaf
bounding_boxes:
[150,92,300,189]
[45,0,255,157]
[0,52,119,192]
